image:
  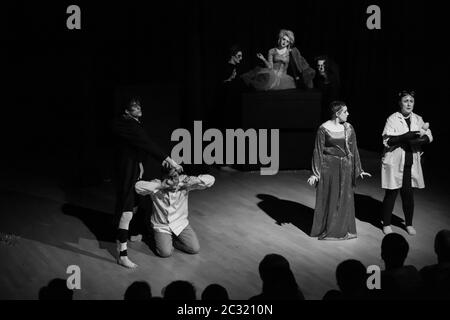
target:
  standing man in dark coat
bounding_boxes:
[111,97,182,268]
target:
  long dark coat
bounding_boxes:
[111,115,167,215]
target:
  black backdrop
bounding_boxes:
[5,0,449,183]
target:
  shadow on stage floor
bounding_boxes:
[257,194,314,235]
[256,193,406,236]
[0,190,116,265]
[354,194,406,232]
[1,148,449,299]
[61,203,117,260]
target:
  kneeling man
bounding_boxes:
[135,168,215,257]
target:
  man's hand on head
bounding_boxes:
[163,157,183,173]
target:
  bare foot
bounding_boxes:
[406,226,416,236]
[117,256,138,268]
[383,226,393,234]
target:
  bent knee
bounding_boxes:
[156,247,173,258]
[186,243,200,254]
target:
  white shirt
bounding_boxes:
[135,175,215,235]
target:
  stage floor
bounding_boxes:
[1,150,449,300]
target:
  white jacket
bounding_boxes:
[381,112,433,189]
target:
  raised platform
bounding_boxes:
[241,89,322,170]
[242,89,322,129]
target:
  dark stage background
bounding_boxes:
[4,0,449,185]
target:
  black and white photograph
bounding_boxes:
[2,0,450,310]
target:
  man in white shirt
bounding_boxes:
[135,168,215,257]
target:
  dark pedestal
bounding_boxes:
[242,89,322,129]
[239,89,322,171]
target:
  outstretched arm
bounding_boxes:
[112,119,182,172]
[112,119,167,162]
[256,50,273,69]
[135,179,164,196]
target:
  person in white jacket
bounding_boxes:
[381,90,433,235]
[135,168,215,257]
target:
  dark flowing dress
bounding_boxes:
[310,123,363,240]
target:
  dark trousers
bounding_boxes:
[382,163,414,226]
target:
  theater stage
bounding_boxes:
[0,150,449,300]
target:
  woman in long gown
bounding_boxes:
[241,29,297,91]
[308,101,371,240]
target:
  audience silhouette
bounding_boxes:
[249,253,305,300]
[323,259,369,300]
[420,229,450,299]
[201,283,230,300]
[163,280,196,300]
[380,233,423,299]
[38,278,73,300]
[124,281,152,300]
[41,230,450,300]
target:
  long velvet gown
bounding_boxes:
[310,123,363,240]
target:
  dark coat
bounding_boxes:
[111,115,167,214]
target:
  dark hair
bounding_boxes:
[329,101,347,118]
[336,260,367,294]
[38,278,73,300]
[314,55,330,68]
[314,55,338,74]
[229,44,242,57]
[398,90,415,101]
[163,280,196,300]
[201,284,229,301]
[124,281,152,300]
[435,229,450,262]
[258,254,303,300]
[381,233,409,267]
[259,254,291,279]
[123,97,142,113]
[314,55,330,62]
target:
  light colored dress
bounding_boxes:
[242,48,296,91]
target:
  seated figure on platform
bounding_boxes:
[222,44,244,84]
[313,55,340,99]
[241,29,315,91]
[217,44,247,129]
[135,168,215,257]
[313,55,341,121]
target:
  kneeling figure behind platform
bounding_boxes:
[135,169,215,257]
